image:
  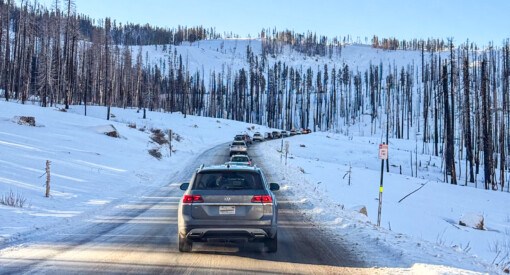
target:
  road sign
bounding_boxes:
[379,144,388,160]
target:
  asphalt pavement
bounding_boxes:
[0,142,373,274]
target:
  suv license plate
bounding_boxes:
[219,206,235,215]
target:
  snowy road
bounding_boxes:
[0,142,373,274]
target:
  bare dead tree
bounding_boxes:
[481,57,494,190]
[463,47,475,183]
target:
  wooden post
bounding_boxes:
[348,163,352,185]
[45,160,51,197]
[280,138,283,162]
[285,141,289,165]
[168,129,172,157]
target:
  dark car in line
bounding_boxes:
[235,134,253,145]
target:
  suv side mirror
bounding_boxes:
[180,182,189,190]
[269,183,280,191]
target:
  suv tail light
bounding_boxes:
[251,195,272,203]
[183,195,204,203]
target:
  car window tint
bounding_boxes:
[232,156,247,162]
[193,171,263,190]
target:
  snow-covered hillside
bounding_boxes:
[139,39,423,81]
[0,100,505,274]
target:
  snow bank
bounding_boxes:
[258,132,504,273]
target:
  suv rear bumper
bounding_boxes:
[185,228,271,242]
[180,223,276,241]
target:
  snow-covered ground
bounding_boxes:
[0,100,270,244]
[0,100,506,274]
[257,130,509,274]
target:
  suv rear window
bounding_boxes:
[231,156,249,162]
[193,171,263,190]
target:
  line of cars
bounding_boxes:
[262,128,312,140]
[228,134,255,167]
[177,132,280,253]
[227,129,313,168]
[230,133,252,156]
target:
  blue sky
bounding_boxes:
[36,0,509,46]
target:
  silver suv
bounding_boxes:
[229,140,248,156]
[178,165,279,252]
[253,132,264,142]
[226,154,252,166]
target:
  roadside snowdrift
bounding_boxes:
[0,101,267,244]
[0,100,504,274]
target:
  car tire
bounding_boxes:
[178,234,193,252]
[265,233,277,253]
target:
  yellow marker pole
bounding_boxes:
[377,143,386,227]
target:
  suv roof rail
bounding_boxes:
[199,164,204,170]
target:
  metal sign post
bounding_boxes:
[377,143,388,227]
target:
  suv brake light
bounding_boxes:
[251,195,272,203]
[183,195,204,203]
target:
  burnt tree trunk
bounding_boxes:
[463,51,475,183]
[443,63,456,184]
[481,58,493,190]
